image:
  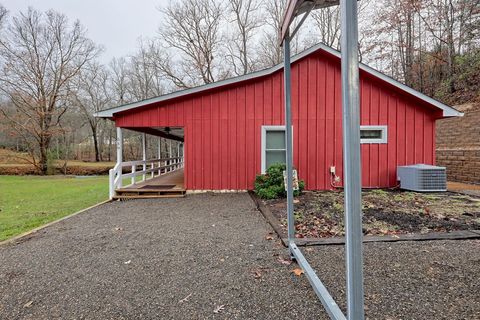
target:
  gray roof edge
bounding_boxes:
[95,43,462,118]
[94,45,320,118]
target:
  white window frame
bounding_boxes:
[261,125,293,173]
[360,125,388,144]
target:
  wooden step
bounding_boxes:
[113,194,185,200]
[114,188,186,199]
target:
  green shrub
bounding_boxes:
[254,163,305,199]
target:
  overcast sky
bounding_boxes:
[2,0,168,62]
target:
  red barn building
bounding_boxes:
[96,44,461,197]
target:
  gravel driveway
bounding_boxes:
[0,194,326,319]
[1,193,478,319]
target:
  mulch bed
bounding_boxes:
[263,189,480,239]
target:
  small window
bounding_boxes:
[261,126,290,173]
[360,125,387,144]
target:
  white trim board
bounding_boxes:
[261,125,293,173]
[360,125,388,144]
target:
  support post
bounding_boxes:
[116,127,123,189]
[158,137,162,175]
[283,33,295,245]
[142,133,146,181]
[116,127,123,165]
[340,0,365,318]
[169,140,173,172]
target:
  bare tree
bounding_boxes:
[0,4,7,28]
[72,62,110,161]
[257,0,287,67]
[127,39,166,100]
[227,0,261,75]
[0,8,99,174]
[309,6,341,49]
[157,0,226,87]
[109,56,131,105]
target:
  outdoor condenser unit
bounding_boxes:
[397,164,447,192]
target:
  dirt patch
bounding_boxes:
[264,189,480,238]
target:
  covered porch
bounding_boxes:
[108,126,185,199]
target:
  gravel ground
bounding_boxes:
[1,194,479,319]
[305,239,480,319]
[0,194,327,319]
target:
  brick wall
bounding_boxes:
[436,103,480,184]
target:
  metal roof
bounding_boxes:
[95,43,462,119]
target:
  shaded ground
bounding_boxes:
[1,194,478,319]
[265,190,480,238]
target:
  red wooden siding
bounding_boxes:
[115,51,441,190]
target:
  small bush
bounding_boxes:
[254,163,305,199]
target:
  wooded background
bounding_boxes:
[0,0,478,174]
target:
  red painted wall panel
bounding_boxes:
[114,51,441,190]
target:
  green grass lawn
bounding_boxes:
[0,175,108,242]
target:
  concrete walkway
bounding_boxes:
[448,181,480,197]
[0,194,326,319]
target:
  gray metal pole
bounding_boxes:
[283,34,295,244]
[340,0,364,319]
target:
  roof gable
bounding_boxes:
[95,43,462,118]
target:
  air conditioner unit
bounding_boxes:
[397,164,447,192]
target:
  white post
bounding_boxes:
[116,127,123,189]
[116,127,123,165]
[142,133,146,181]
[169,140,172,172]
[131,165,136,185]
[177,142,180,170]
[158,137,162,175]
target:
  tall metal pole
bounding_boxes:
[283,33,295,244]
[340,0,364,319]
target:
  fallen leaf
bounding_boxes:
[278,257,292,265]
[252,270,262,279]
[23,301,33,308]
[179,293,192,303]
[213,305,225,313]
[292,268,304,276]
[124,260,131,265]
[265,235,274,240]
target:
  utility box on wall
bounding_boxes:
[397,164,447,192]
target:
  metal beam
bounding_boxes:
[283,34,295,243]
[340,0,365,319]
[289,243,346,320]
[280,0,340,43]
[123,127,184,142]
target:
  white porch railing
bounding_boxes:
[109,156,184,199]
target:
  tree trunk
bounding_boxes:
[39,136,50,175]
[92,127,100,162]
